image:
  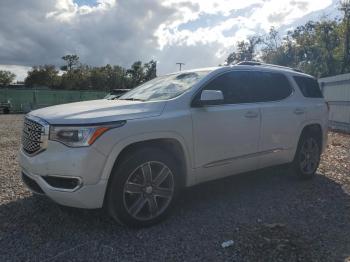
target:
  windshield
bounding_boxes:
[104,94,115,99]
[119,71,211,101]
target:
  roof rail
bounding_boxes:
[236,61,261,66]
[235,61,302,73]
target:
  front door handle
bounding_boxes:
[244,111,258,118]
[294,108,305,115]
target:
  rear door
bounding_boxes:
[257,71,306,168]
[293,76,328,151]
[293,76,328,122]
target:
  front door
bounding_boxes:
[190,71,261,182]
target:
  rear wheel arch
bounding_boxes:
[293,124,323,179]
[298,123,323,149]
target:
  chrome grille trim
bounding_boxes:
[22,115,49,156]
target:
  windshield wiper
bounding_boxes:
[119,98,145,101]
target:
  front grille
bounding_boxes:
[22,117,45,155]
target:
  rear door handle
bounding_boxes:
[294,108,305,115]
[244,111,258,118]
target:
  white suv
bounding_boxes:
[19,62,328,227]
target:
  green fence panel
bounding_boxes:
[6,89,35,112]
[80,91,106,101]
[0,89,107,113]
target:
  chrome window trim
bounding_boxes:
[191,69,295,107]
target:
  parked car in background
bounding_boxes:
[104,89,131,100]
[19,62,328,227]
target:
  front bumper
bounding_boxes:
[21,170,107,208]
[19,141,109,209]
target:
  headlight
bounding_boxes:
[49,121,126,147]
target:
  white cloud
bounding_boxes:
[0,65,31,81]
[46,0,116,22]
[0,0,336,79]
[157,0,334,48]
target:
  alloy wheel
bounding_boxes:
[299,137,320,175]
[122,161,174,221]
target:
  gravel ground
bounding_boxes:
[0,114,350,262]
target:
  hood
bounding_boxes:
[29,99,166,125]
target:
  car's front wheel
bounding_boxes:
[106,148,179,227]
[293,133,321,179]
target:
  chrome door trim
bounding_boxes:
[203,148,284,168]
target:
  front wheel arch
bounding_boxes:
[102,138,189,207]
[106,147,181,226]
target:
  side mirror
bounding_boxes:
[194,90,224,107]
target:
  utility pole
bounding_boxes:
[176,62,185,71]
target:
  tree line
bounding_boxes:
[225,1,350,78]
[23,56,157,91]
[0,70,16,86]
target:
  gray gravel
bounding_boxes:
[1,114,350,262]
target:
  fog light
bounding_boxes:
[42,176,82,191]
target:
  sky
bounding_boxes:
[0,0,340,81]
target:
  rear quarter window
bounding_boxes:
[293,76,323,98]
[252,71,293,102]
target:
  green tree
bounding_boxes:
[89,66,108,91]
[24,57,158,91]
[260,27,292,66]
[285,20,341,77]
[88,64,129,91]
[144,60,157,81]
[225,0,350,77]
[61,54,80,72]
[25,65,60,88]
[127,61,145,86]
[315,20,341,75]
[340,0,350,73]
[59,55,86,90]
[226,36,262,64]
[111,65,128,89]
[60,64,90,90]
[0,70,16,86]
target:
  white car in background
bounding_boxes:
[19,62,328,227]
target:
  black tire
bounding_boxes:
[106,147,180,227]
[292,132,321,179]
[3,108,9,114]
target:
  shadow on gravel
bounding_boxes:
[1,168,350,261]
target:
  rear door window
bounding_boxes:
[293,76,323,98]
[246,71,293,102]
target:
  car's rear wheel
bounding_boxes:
[106,148,179,227]
[293,133,321,179]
